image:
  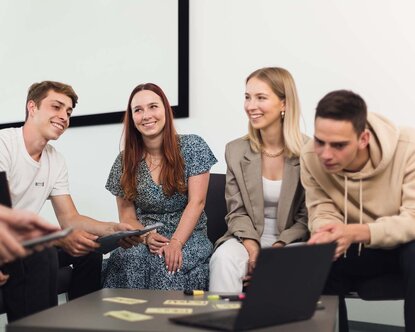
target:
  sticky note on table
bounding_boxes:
[145,307,193,314]
[104,310,153,322]
[213,303,241,310]
[103,297,147,305]
[164,300,208,306]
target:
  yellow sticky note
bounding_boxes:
[213,303,241,310]
[103,297,147,305]
[163,300,208,306]
[104,310,153,322]
[145,307,193,314]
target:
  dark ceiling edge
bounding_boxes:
[0,0,189,129]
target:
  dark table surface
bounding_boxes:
[7,289,337,332]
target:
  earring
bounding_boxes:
[281,111,285,120]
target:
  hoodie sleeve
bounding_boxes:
[300,152,344,233]
[368,142,415,248]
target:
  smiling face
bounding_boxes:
[130,90,166,140]
[27,90,73,141]
[314,117,370,173]
[244,77,285,132]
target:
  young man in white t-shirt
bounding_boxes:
[0,81,133,321]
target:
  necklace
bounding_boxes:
[148,163,160,172]
[261,147,284,158]
[146,154,163,172]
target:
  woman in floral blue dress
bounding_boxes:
[102,83,217,290]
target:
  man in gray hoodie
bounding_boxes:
[301,90,415,332]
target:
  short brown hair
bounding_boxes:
[25,81,78,120]
[316,90,367,135]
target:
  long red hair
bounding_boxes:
[120,83,186,200]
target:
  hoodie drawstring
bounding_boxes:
[358,178,363,256]
[344,175,348,258]
[343,175,363,257]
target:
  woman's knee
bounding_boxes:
[209,239,247,270]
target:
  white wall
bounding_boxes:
[0,0,178,122]
[38,0,415,326]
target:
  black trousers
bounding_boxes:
[323,241,415,332]
[2,248,58,322]
[2,248,102,322]
[57,249,102,300]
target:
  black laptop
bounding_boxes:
[0,171,12,207]
[170,243,335,331]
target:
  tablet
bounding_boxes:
[22,227,73,249]
[95,222,164,254]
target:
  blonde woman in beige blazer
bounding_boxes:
[209,67,309,292]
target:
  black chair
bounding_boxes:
[0,265,73,315]
[205,173,228,245]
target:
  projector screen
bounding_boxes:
[0,0,188,127]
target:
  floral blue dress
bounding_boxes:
[102,134,217,290]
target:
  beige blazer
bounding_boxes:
[215,137,309,249]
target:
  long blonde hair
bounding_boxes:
[246,67,303,158]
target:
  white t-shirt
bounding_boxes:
[0,127,70,214]
[260,177,282,248]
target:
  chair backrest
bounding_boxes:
[205,173,228,244]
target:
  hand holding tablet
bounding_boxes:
[95,222,164,254]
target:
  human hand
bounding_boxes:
[109,223,141,249]
[4,208,59,237]
[0,222,27,265]
[146,232,169,254]
[0,207,60,263]
[242,274,252,289]
[308,223,353,259]
[160,238,183,274]
[242,239,260,275]
[308,230,334,245]
[55,229,99,256]
[272,241,286,248]
[0,207,61,264]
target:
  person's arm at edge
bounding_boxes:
[367,142,415,248]
[0,205,59,264]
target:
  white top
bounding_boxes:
[260,177,282,248]
[0,127,69,214]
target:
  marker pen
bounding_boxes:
[220,294,245,301]
[183,290,205,296]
